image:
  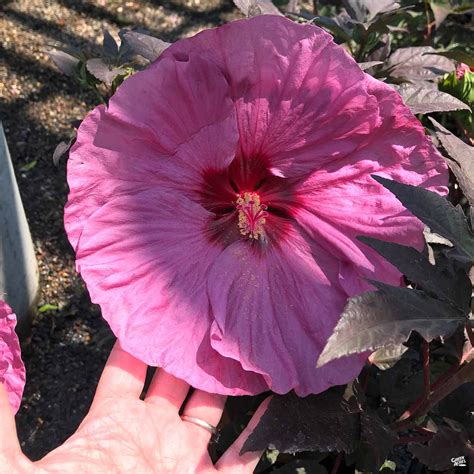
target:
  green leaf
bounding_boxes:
[241,389,359,455]
[317,284,466,367]
[429,118,474,207]
[19,160,37,172]
[393,83,470,114]
[379,460,396,472]
[38,304,59,313]
[372,176,474,261]
[358,236,471,311]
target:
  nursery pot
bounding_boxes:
[0,122,39,336]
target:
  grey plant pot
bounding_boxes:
[0,122,39,336]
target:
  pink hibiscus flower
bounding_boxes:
[0,300,26,413]
[65,15,447,396]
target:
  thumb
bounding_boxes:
[0,383,32,474]
[0,383,20,453]
[216,396,272,473]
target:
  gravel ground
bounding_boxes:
[0,0,241,461]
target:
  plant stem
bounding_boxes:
[331,453,343,474]
[466,324,474,349]
[393,358,474,429]
[312,0,318,16]
[396,434,434,445]
[422,340,430,400]
[423,0,433,42]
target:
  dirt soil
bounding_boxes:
[0,0,240,461]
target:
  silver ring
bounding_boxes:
[180,415,217,435]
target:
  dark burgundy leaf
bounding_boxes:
[356,410,398,472]
[429,118,474,207]
[366,34,391,62]
[47,49,79,76]
[387,46,455,81]
[241,389,359,455]
[427,50,474,68]
[102,30,119,58]
[393,84,470,114]
[233,0,282,17]
[86,58,127,86]
[409,425,474,471]
[342,0,399,22]
[358,236,471,312]
[439,383,474,438]
[273,459,328,473]
[430,1,451,28]
[372,176,474,261]
[317,285,466,367]
[312,15,353,41]
[358,61,383,70]
[52,138,74,166]
[123,31,170,62]
[368,344,408,370]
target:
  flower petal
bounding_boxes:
[76,188,266,394]
[293,76,448,293]
[159,15,380,178]
[207,224,366,395]
[0,301,26,413]
[65,53,238,251]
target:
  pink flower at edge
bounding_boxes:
[455,63,471,80]
[65,15,447,396]
[0,300,26,413]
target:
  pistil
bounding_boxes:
[236,192,268,241]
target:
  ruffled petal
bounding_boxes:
[293,76,448,293]
[159,15,380,178]
[76,188,266,394]
[0,301,26,413]
[207,225,366,395]
[65,53,238,251]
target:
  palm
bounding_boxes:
[38,398,215,473]
[0,344,269,474]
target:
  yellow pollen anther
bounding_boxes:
[236,192,268,241]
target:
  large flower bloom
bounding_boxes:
[0,300,26,413]
[65,15,447,395]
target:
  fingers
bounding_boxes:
[0,384,19,452]
[181,390,227,445]
[145,368,190,409]
[93,341,147,405]
[216,396,272,473]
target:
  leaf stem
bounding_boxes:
[331,453,343,474]
[393,358,474,430]
[466,324,474,349]
[422,340,430,400]
[396,434,434,445]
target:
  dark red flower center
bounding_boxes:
[199,154,298,246]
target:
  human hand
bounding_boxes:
[0,342,270,474]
